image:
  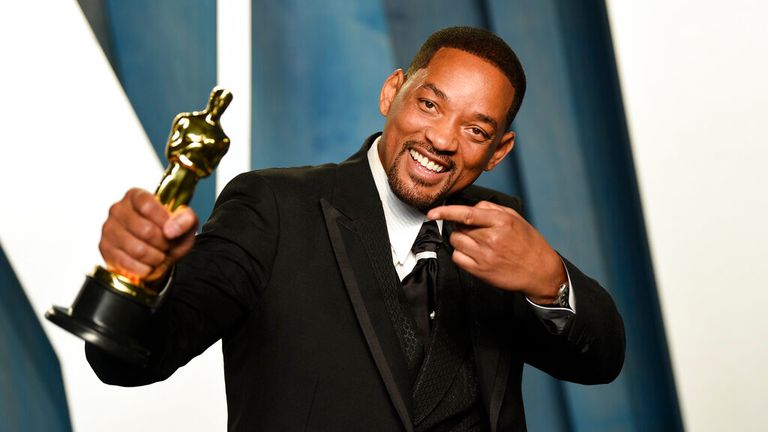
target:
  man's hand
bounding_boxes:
[99,188,198,285]
[427,201,566,304]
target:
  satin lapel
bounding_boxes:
[321,200,413,431]
[319,137,414,431]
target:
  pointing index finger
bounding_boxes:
[427,205,499,228]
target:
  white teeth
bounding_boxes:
[409,149,444,173]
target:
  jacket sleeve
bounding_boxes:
[476,189,625,384]
[510,257,626,385]
[86,172,280,386]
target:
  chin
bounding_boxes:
[389,178,446,212]
[400,193,435,213]
[386,149,454,211]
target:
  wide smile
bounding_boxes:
[408,148,447,174]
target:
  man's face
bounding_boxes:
[378,47,516,211]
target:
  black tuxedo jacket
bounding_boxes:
[87,135,625,431]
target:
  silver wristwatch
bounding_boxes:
[553,281,570,308]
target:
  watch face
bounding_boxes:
[556,283,569,307]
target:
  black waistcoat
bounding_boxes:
[380,237,490,431]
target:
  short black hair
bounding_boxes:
[406,26,526,130]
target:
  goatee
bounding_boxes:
[386,141,454,212]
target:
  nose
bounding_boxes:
[424,121,458,153]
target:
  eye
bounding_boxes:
[470,126,490,139]
[419,99,437,111]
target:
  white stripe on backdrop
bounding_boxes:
[606,1,768,431]
[0,1,227,430]
[216,0,252,195]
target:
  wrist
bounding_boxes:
[528,253,568,305]
[527,284,557,304]
[528,281,570,307]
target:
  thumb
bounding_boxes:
[163,206,198,239]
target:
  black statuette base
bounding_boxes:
[45,275,152,366]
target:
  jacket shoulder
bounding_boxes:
[223,163,339,198]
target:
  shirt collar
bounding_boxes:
[367,136,442,265]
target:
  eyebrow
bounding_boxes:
[420,83,449,101]
[473,113,498,132]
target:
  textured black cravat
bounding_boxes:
[401,220,441,345]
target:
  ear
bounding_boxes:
[484,131,516,171]
[379,69,405,116]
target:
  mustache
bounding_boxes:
[401,141,455,170]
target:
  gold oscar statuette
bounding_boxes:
[46,87,233,365]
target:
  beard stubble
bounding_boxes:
[385,141,454,212]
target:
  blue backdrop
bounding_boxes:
[0,1,683,430]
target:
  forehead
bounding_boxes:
[410,47,515,119]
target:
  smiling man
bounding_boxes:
[378,47,515,212]
[87,27,625,431]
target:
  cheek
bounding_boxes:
[459,145,495,171]
[391,105,430,132]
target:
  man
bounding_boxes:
[88,27,625,431]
